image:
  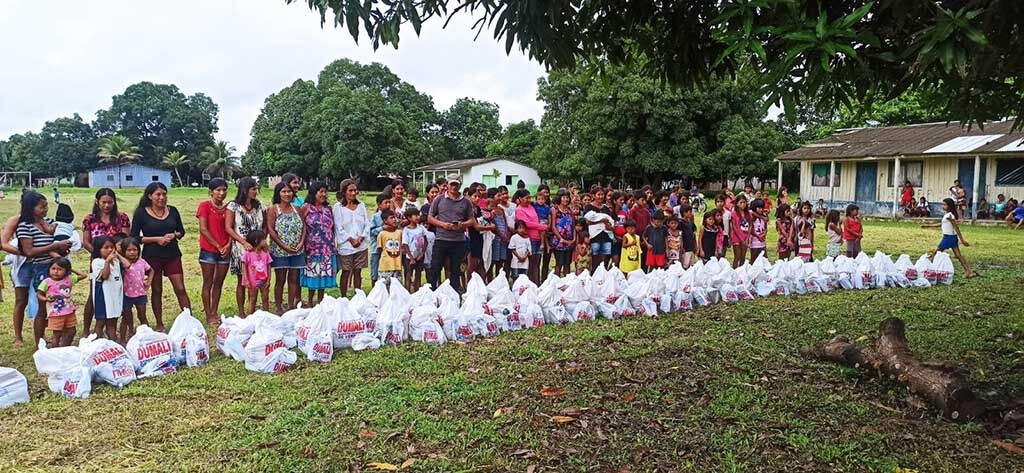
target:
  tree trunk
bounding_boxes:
[807,318,985,421]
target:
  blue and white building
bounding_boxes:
[88,164,173,188]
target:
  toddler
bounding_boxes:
[241,230,272,315]
[37,257,87,347]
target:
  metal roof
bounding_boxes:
[412,157,504,171]
[779,120,1024,161]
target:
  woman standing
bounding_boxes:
[389,179,410,219]
[225,177,266,317]
[196,178,231,325]
[550,192,576,277]
[2,212,28,347]
[130,182,191,332]
[281,173,304,206]
[333,179,369,297]
[301,182,336,305]
[81,188,131,334]
[267,182,305,312]
[16,192,72,346]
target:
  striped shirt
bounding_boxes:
[16,218,56,264]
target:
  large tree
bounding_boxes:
[441,98,502,162]
[200,141,241,179]
[530,65,786,186]
[94,82,219,166]
[244,79,321,177]
[290,0,1024,128]
[487,119,541,162]
[36,114,99,177]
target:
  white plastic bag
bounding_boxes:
[410,306,446,346]
[572,301,596,322]
[894,255,917,281]
[246,347,296,374]
[719,284,739,303]
[611,295,635,317]
[915,255,936,285]
[79,335,135,387]
[367,279,390,309]
[296,303,337,360]
[691,287,711,306]
[672,290,693,311]
[0,367,30,408]
[511,274,537,298]
[244,324,287,368]
[517,302,545,329]
[377,297,408,345]
[126,325,177,378]
[48,366,93,399]
[435,280,461,306]
[333,298,370,349]
[167,309,209,367]
[33,340,83,376]
[216,316,254,361]
[486,270,510,297]
[932,252,955,285]
[352,332,382,351]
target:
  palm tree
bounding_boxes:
[200,141,241,179]
[96,135,142,188]
[161,151,190,187]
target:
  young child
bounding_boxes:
[729,195,750,268]
[748,199,768,263]
[240,230,272,316]
[508,220,532,278]
[825,210,843,258]
[37,257,87,347]
[915,196,930,217]
[573,219,591,275]
[369,193,392,283]
[643,211,668,270]
[48,203,80,259]
[775,204,794,260]
[796,201,815,261]
[665,216,681,267]
[976,198,990,219]
[90,235,124,341]
[922,198,977,278]
[120,237,153,341]
[698,211,718,262]
[814,199,828,218]
[401,207,428,291]
[376,210,403,282]
[841,204,863,257]
[619,219,641,273]
[678,205,697,268]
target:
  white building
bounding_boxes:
[411,158,542,192]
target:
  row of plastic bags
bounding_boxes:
[28,309,210,399]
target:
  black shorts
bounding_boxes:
[553,249,573,267]
[469,236,484,258]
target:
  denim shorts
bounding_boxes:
[199,249,229,265]
[590,241,612,256]
[271,253,305,269]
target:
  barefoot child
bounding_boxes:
[697,211,718,263]
[37,257,87,347]
[748,199,768,263]
[508,220,532,278]
[825,210,843,258]
[775,203,794,260]
[730,195,751,268]
[401,207,428,291]
[922,198,977,278]
[841,204,862,257]
[120,237,153,340]
[90,236,123,341]
[240,230,272,316]
[619,219,641,273]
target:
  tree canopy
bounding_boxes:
[290,0,1024,128]
[441,98,502,162]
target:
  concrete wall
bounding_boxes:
[464,160,542,190]
[89,165,172,188]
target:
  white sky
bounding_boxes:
[0,0,547,153]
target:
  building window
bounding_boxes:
[811,163,840,187]
[152,175,160,181]
[887,160,923,187]
[505,174,519,186]
[106,175,114,182]
[995,158,1024,186]
[125,175,134,182]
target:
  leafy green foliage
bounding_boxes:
[291,0,1024,128]
[94,82,219,166]
[243,79,321,177]
[162,151,190,187]
[36,114,99,177]
[486,119,540,162]
[441,98,502,162]
[200,141,241,179]
[96,135,143,188]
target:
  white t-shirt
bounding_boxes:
[508,234,531,269]
[401,225,428,261]
[941,212,956,235]
[90,258,123,319]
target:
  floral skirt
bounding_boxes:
[301,254,337,290]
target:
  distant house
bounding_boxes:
[411,158,542,193]
[778,120,1024,218]
[88,164,173,188]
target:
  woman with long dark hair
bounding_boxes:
[225,177,266,317]
[301,182,335,305]
[196,178,231,324]
[281,173,304,206]
[267,181,305,312]
[81,187,131,334]
[332,179,369,297]
[15,191,72,346]
[130,182,190,331]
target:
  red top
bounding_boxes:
[196,200,230,253]
[628,206,652,234]
[901,186,914,205]
[843,217,862,241]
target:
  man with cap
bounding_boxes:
[427,174,475,292]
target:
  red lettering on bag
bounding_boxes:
[313,342,332,356]
[272,362,290,373]
[195,348,209,362]
[137,339,172,361]
[63,380,78,395]
[92,346,127,365]
[424,330,438,342]
[337,319,366,334]
[385,332,402,345]
[296,326,309,341]
[263,340,286,356]
[216,326,230,340]
[112,365,134,379]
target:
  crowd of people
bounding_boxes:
[3,175,988,351]
[899,179,1024,227]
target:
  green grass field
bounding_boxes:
[0,186,1022,472]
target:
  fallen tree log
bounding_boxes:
[807,317,985,421]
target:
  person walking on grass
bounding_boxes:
[922,198,978,279]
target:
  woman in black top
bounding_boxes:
[130,182,191,332]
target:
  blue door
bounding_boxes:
[958,158,987,201]
[855,162,877,203]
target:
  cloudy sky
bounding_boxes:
[0,1,547,153]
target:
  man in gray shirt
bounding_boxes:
[427,175,475,291]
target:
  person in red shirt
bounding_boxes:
[196,178,230,325]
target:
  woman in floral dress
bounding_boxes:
[267,182,305,313]
[225,177,266,316]
[301,182,336,306]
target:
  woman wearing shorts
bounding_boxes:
[81,188,131,333]
[196,178,230,324]
[268,181,305,312]
[130,182,191,332]
[225,177,266,318]
[333,179,369,297]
